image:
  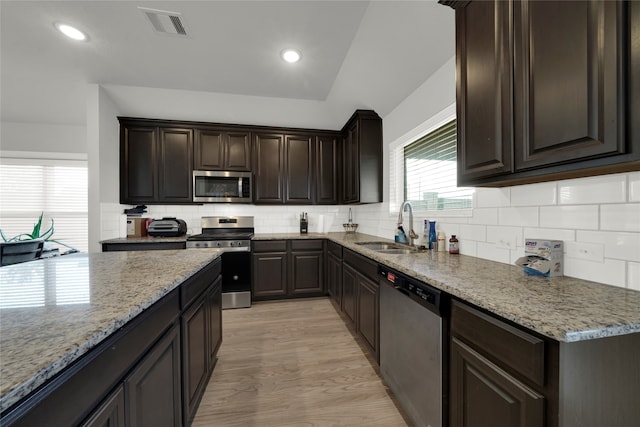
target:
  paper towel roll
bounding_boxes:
[317,215,325,234]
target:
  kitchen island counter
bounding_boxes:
[0,249,220,413]
[254,232,640,343]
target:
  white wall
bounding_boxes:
[354,57,640,291]
[0,121,86,153]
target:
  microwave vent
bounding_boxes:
[139,7,188,37]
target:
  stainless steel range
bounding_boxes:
[187,216,254,309]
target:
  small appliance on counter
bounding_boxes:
[147,217,187,237]
[300,212,308,234]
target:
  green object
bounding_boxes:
[0,212,76,252]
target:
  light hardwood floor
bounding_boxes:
[192,298,409,427]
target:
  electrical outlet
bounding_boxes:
[565,241,604,262]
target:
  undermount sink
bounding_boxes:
[356,241,417,254]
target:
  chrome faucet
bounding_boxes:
[398,201,419,246]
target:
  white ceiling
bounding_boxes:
[0,0,454,127]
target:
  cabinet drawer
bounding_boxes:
[291,239,323,251]
[451,300,545,387]
[252,240,287,252]
[327,241,343,258]
[343,249,378,282]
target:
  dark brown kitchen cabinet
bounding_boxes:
[253,133,285,203]
[81,386,125,427]
[450,337,544,427]
[252,240,325,300]
[120,119,193,204]
[443,0,639,186]
[341,263,357,324]
[252,240,288,298]
[284,134,314,204]
[356,273,379,362]
[194,128,252,171]
[341,110,383,204]
[289,240,324,295]
[125,323,182,427]
[181,273,222,427]
[326,241,343,307]
[316,134,340,204]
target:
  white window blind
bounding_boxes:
[0,158,88,253]
[403,119,473,211]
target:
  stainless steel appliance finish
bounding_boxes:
[193,170,252,203]
[187,216,254,309]
[379,266,446,427]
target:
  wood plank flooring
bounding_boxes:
[192,298,409,427]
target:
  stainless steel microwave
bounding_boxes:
[193,171,252,203]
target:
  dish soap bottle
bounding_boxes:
[437,232,446,252]
[422,220,429,246]
[429,221,437,250]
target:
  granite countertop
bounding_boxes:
[0,249,221,412]
[255,232,640,343]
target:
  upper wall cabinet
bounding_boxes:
[443,0,640,186]
[194,128,252,171]
[341,110,383,204]
[120,119,193,204]
[315,134,340,205]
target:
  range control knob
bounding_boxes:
[216,242,222,247]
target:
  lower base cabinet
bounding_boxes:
[326,242,343,307]
[126,324,182,427]
[252,240,325,300]
[81,386,125,427]
[356,274,379,361]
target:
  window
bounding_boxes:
[0,155,88,253]
[403,119,473,211]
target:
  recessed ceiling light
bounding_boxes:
[55,23,88,41]
[281,49,301,63]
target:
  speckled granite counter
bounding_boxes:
[0,249,220,412]
[254,232,640,343]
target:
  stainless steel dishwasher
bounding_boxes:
[379,265,447,427]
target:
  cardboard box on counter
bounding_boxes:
[127,217,148,237]
[515,239,563,277]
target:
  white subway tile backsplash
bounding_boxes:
[510,182,557,206]
[475,188,511,208]
[558,174,627,205]
[600,204,640,232]
[627,262,640,291]
[486,226,523,249]
[539,205,599,230]
[459,239,477,257]
[563,258,626,288]
[629,172,640,202]
[458,224,487,242]
[522,227,575,243]
[565,241,605,263]
[469,208,498,225]
[476,242,511,264]
[498,207,538,227]
[577,230,640,262]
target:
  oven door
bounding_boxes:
[220,251,251,309]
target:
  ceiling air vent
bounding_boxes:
[139,7,188,37]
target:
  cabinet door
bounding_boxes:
[254,133,284,203]
[289,250,324,295]
[342,123,360,203]
[327,251,342,306]
[225,131,252,171]
[81,386,125,427]
[158,128,193,203]
[450,337,544,427]
[125,324,181,427]
[513,0,626,170]
[181,296,208,426]
[252,251,287,298]
[121,126,157,203]
[456,0,513,185]
[341,263,357,324]
[208,276,223,367]
[357,274,379,361]
[632,2,640,153]
[284,134,314,204]
[315,134,339,204]
[194,129,224,170]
